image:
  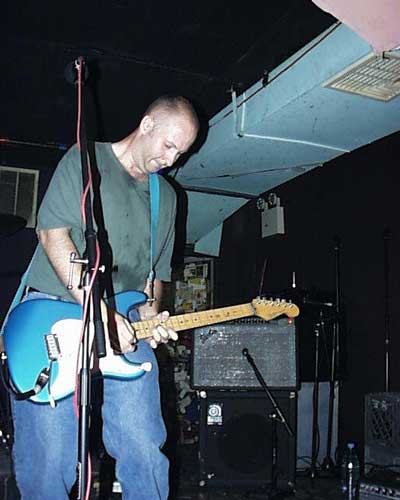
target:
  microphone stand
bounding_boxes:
[322,236,341,472]
[242,348,294,499]
[70,57,107,500]
[309,312,327,486]
[309,321,320,486]
[383,227,391,392]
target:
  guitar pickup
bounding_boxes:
[45,334,61,361]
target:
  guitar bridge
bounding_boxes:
[45,334,61,361]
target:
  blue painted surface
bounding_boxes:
[175,24,400,248]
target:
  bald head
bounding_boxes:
[144,95,199,134]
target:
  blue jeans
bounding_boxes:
[11,292,169,499]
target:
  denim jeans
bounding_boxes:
[11,292,169,499]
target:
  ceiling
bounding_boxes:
[2,1,335,141]
[2,1,400,255]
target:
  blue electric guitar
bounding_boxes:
[2,291,299,404]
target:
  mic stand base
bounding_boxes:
[321,456,336,472]
[242,348,295,499]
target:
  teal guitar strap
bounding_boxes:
[147,173,160,302]
[0,246,38,335]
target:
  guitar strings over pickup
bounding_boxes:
[45,334,61,361]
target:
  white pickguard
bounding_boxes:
[44,319,152,402]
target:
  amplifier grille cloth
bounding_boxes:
[191,318,297,389]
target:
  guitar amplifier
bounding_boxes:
[191,318,298,390]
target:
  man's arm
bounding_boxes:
[39,227,84,303]
[38,227,136,353]
[139,278,163,317]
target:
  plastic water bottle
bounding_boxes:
[340,442,360,499]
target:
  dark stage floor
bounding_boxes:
[173,475,341,500]
[0,443,344,500]
[168,443,343,500]
[92,443,344,500]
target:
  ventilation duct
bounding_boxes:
[323,51,400,101]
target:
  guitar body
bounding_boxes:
[3,290,148,404]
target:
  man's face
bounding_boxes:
[136,113,197,177]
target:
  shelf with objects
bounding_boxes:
[159,257,215,446]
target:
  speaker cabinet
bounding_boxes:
[192,318,298,390]
[198,390,297,491]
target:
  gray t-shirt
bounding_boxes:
[27,142,176,301]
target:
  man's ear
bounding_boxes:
[140,115,155,135]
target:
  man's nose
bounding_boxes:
[165,150,177,167]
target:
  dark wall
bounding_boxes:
[215,131,400,456]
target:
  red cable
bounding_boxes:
[72,238,100,500]
[73,238,101,415]
[73,56,98,500]
[80,153,93,225]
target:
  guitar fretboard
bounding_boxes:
[132,303,255,340]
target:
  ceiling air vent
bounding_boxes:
[323,51,400,102]
[0,166,39,228]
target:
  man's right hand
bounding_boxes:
[105,308,137,354]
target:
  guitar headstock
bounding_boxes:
[252,297,300,321]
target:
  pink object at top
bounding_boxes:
[312,0,400,53]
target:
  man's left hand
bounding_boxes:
[146,310,178,349]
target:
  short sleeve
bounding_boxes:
[37,145,83,230]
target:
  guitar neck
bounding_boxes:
[132,303,255,340]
